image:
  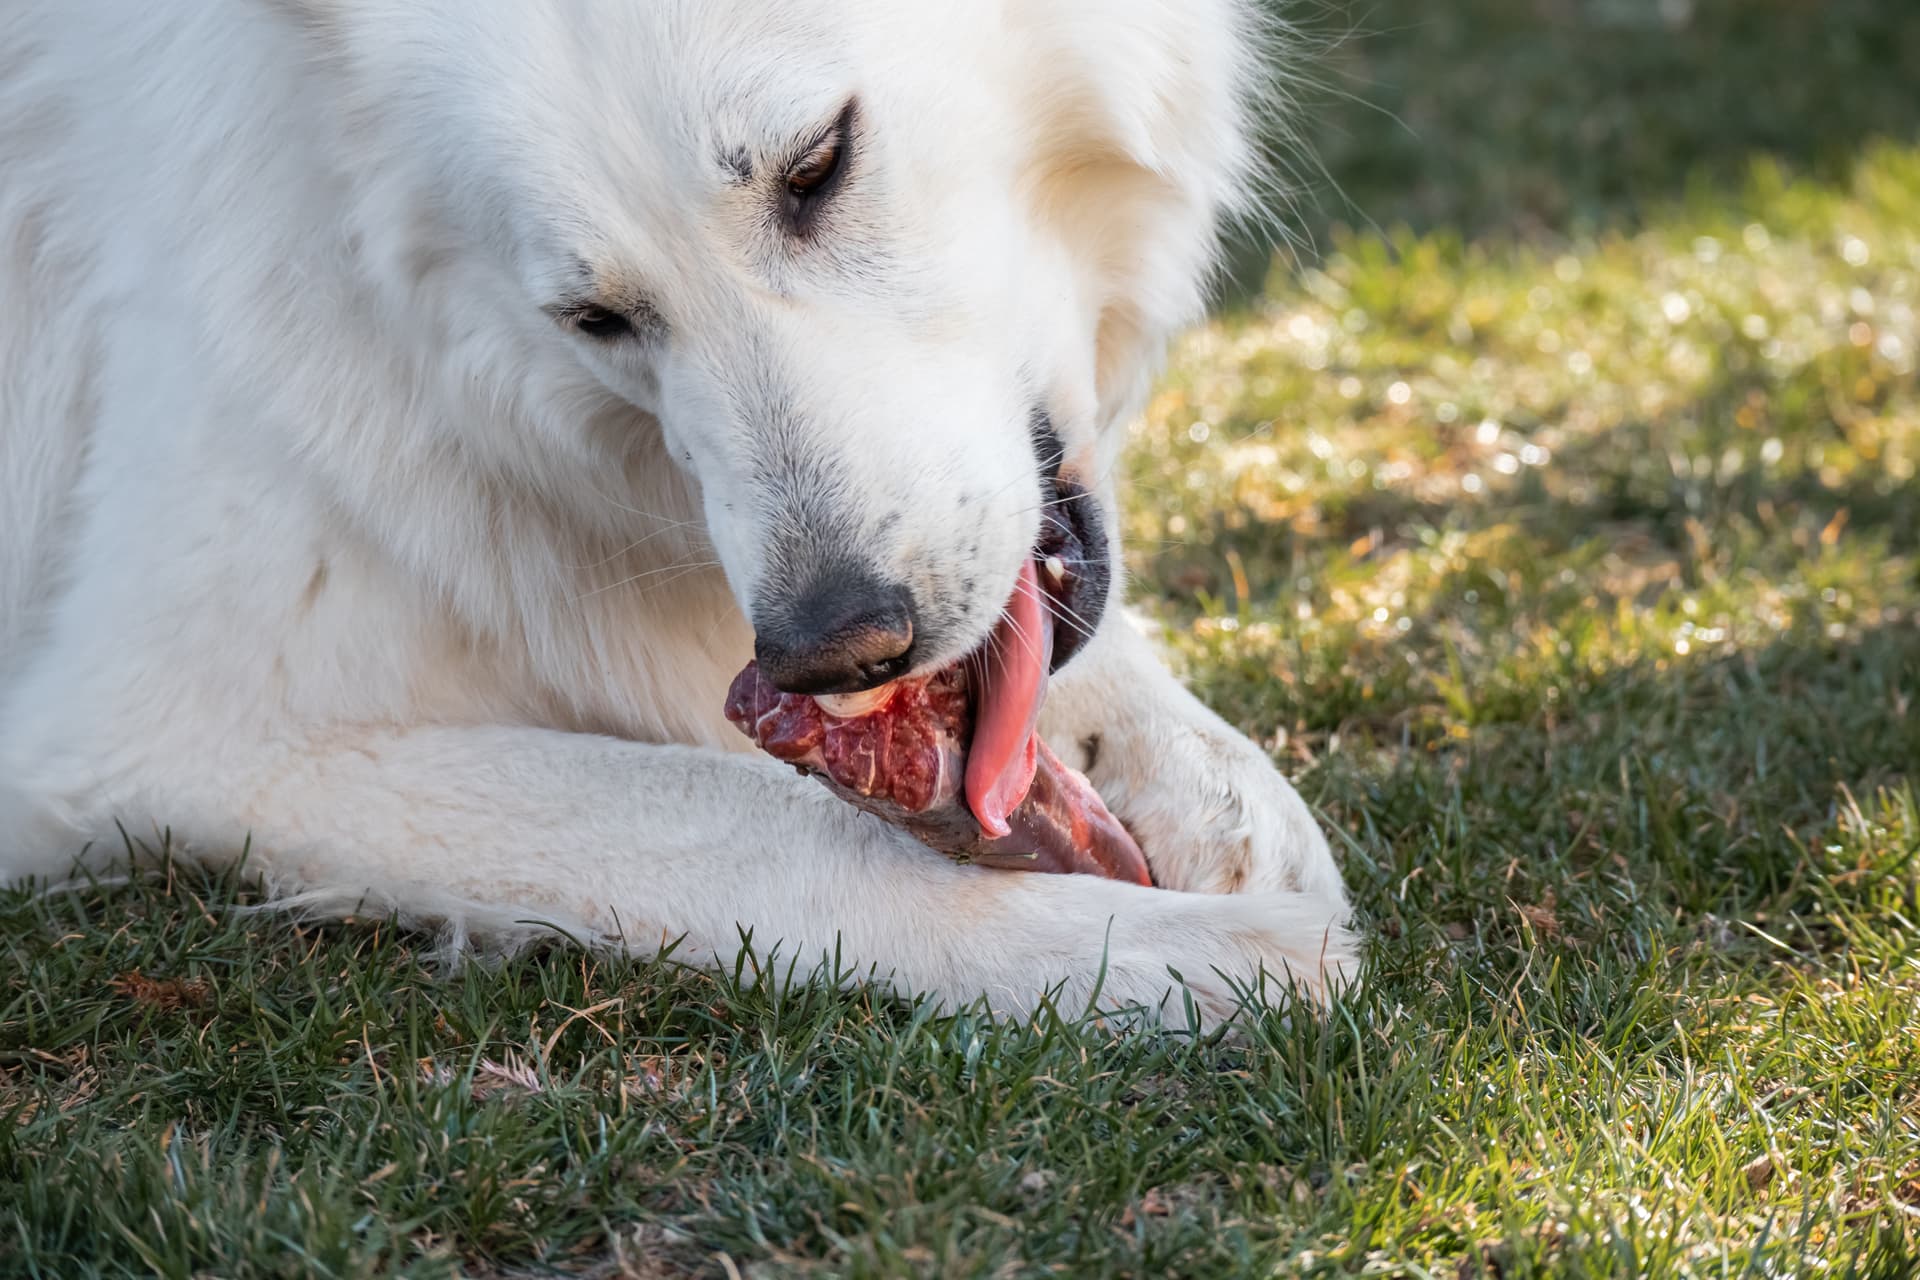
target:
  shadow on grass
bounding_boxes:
[1221,0,1920,298]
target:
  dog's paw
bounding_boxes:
[1089,714,1348,903]
[1004,875,1355,1031]
[1128,890,1356,1029]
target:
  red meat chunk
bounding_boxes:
[724,662,1153,885]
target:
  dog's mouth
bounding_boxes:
[725,474,1147,882]
[958,472,1107,836]
[817,472,1110,838]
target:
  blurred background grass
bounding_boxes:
[1232,0,1920,282]
[1135,0,1920,760]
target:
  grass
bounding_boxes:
[1231,0,1920,284]
[6,1,1920,1275]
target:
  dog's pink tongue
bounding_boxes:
[965,559,1053,838]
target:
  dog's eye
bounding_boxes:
[780,101,855,232]
[570,306,634,340]
[785,138,843,200]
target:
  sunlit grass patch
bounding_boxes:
[1135,144,1920,748]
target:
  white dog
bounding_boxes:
[0,0,1354,1028]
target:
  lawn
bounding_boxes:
[5,2,1920,1276]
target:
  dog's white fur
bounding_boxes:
[0,0,1353,1027]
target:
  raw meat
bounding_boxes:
[724,661,1153,885]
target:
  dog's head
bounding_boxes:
[319,0,1265,691]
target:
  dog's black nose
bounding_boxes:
[754,568,917,695]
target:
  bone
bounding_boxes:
[814,686,898,719]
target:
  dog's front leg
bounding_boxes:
[1041,615,1351,906]
[16,725,1350,1026]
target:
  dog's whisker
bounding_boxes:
[1043,597,1100,644]
[1003,493,1094,520]
[994,607,1037,653]
[568,559,722,603]
[597,497,705,525]
[972,458,1057,509]
[566,520,709,571]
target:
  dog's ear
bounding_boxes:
[1005,0,1275,429]
[1009,0,1261,213]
